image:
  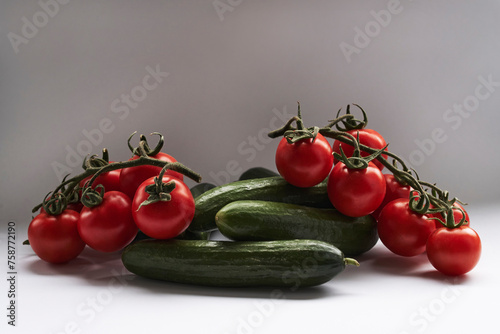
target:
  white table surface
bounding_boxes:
[2,203,498,334]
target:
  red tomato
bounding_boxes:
[371,174,412,220]
[66,202,84,212]
[332,129,388,170]
[80,169,121,194]
[377,198,436,257]
[275,133,333,188]
[119,153,183,199]
[432,201,470,229]
[78,191,138,252]
[28,210,85,263]
[327,161,386,217]
[132,176,195,239]
[426,226,481,276]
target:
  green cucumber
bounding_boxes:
[239,167,279,181]
[215,200,378,256]
[122,239,357,288]
[189,176,331,232]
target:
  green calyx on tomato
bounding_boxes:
[81,184,106,208]
[428,204,469,229]
[268,102,334,188]
[82,148,110,170]
[414,182,469,230]
[333,132,388,171]
[41,191,69,216]
[331,104,368,131]
[272,102,321,144]
[134,163,180,210]
[127,131,164,157]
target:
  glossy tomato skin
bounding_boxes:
[119,152,184,199]
[80,169,121,194]
[332,129,388,170]
[275,133,333,188]
[327,161,386,217]
[371,174,412,220]
[78,191,138,252]
[132,176,195,239]
[432,201,470,229]
[377,198,436,257]
[426,226,481,276]
[28,210,85,263]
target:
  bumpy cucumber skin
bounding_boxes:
[216,200,378,256]
[122,239,346,288]
[189,176,332,232]
[238,167,279,181]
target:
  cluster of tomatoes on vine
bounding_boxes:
[28,132,201,264]
[269,103,481,276]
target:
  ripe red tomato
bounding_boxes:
[78,191,138,252]
[275,133,333,188]
[28,210,86,263]
[119,153,183,199]
[432,201,470,229]
[80,169,121,194]
[132,176,195,239]
[371,174,412,220]
[327,161,386,217]
[426,226,481,276]
[332,129,388,170]
[377,198,436,257]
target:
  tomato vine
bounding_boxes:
[268,103,467,229]
[32,132,202,215]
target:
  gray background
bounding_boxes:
[1,0,499,231]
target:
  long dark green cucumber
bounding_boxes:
[239,167,279,181]
[122,239,356,288]
[215,200,378,256]
[188,176,331,232]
